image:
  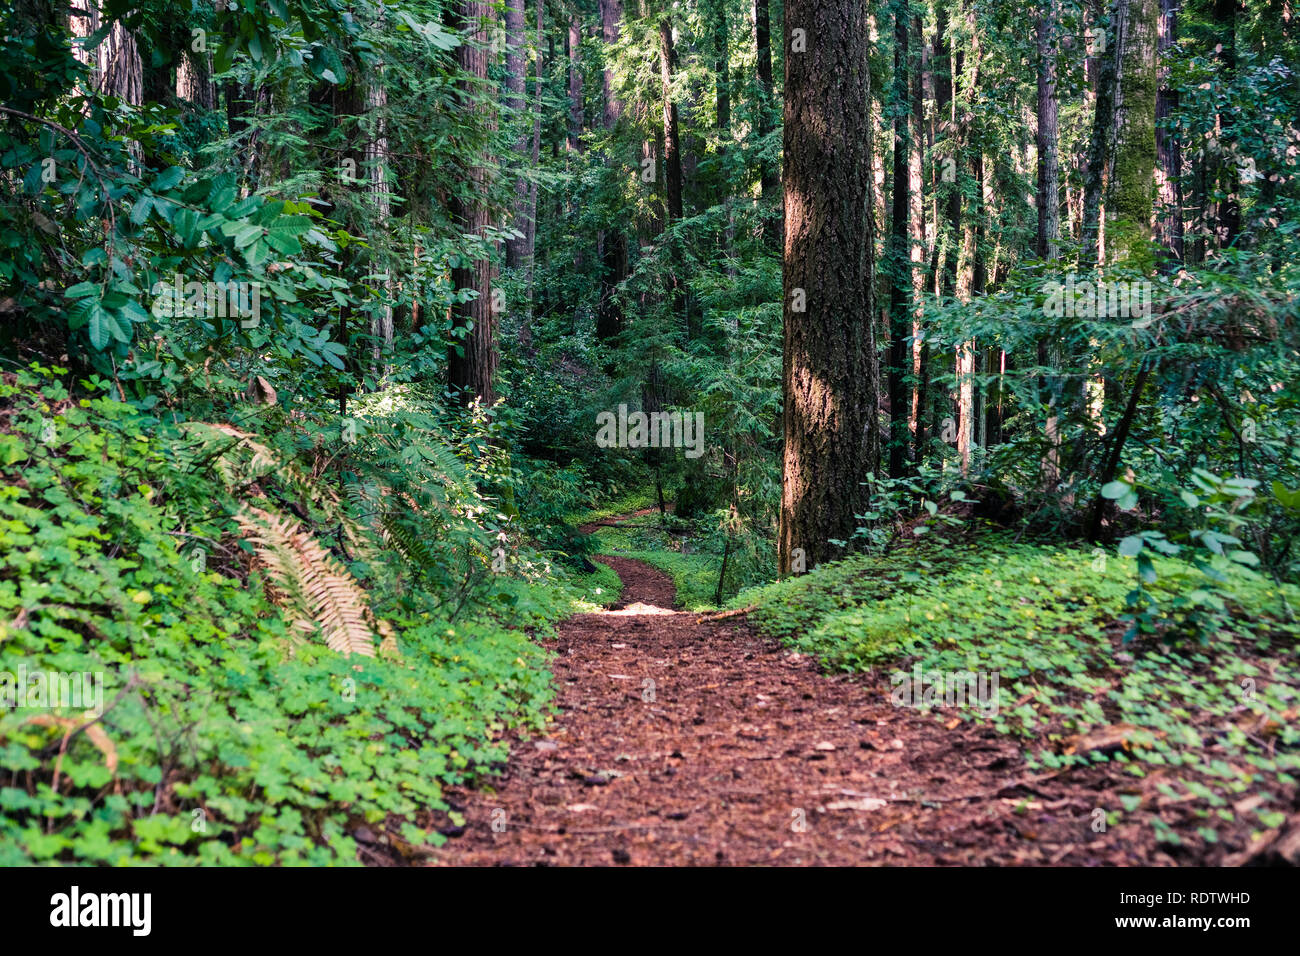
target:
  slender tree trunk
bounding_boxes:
[526,0,543,314]
[779,0,879,575]
[754,0,779,244]
[1211,0,1240,249]
[1036,2,1061,262]
[954,4,983,474]
[364,69,394,359]
[934,5,958,298]
[448,0,499,405]
[504,0,530,270]
[1037,0,1063,486]
[659,15,684,225]
[596,0,626,346]
[600,0,623,128]
[909,11,929,457]
[567,14,583,154]
[659,13,686,332]
[887,1,911,477]
[712,0,731,134]
[1155,0,1183,265]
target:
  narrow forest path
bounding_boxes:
[426,518,1157,866]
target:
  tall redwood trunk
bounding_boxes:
[600,0,623,128]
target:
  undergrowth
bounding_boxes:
[737,534,1300,848]
[0,365,589,864]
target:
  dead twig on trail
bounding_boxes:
[695,605,756,623]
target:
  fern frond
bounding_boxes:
[235,506,377,658]
[380,511,441,572]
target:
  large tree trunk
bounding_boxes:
[1109,0,1158,264]
[779,0,879,576]
[1081,0,1127,268]
[712,0,736,273]
[887,3,911,478]
[70,5,143,163]
[447,0,499,406]
[99,19,143,105]
[177,47,215,110]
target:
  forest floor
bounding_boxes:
[424,515,1198,866]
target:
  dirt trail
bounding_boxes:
[427,544,1172,866]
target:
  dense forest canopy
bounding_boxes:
[1,0,1298,867]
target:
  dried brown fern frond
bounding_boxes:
[235,506,377,658]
